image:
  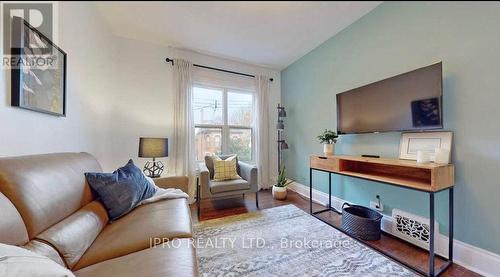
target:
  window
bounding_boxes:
[193,86,254,162]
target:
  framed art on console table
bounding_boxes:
[399,131,452,163]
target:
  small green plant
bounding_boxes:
[317,129,338,144]
[275,166,294,188]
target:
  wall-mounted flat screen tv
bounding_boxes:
[336,62,443,134]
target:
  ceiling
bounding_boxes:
[95,1,381,69]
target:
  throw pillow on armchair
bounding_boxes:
[212,155,241,181]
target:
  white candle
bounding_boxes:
[416,150,430,164]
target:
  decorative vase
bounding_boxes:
[323,143,335,155]
[272,185,287,200]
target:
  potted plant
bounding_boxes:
[317,129,338,155]
[272,166,294,200]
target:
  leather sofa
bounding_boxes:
[0,152,198,276]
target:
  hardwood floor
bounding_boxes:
[190,190,481,277]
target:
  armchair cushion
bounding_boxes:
[209,179,250,194]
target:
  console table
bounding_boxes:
[309,155,454,277]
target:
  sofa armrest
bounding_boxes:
[198,163,211,198]
[239,161,258,192]
[153,176,189,193]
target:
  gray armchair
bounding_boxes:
[198,155,259,216]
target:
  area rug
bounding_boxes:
[194,204,417,277]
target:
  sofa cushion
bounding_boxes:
[36,201,108,268]
[85,160,157,221]
[0,243,75,277]
[74,239,197,277]
[153,176,189,193]
[73,198,192,270]
[209,178,250,194]
[0,153,102,238]
[0,192,28,245]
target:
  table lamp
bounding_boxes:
[138,137,168,178]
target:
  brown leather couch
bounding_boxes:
[0,152,198,276]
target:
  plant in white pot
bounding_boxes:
[272,166,294,200]
[317,129,338,155]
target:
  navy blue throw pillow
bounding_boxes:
[85,159,157,221]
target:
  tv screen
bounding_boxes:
[336,62,443,134]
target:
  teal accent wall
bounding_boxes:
[281,2,500,254]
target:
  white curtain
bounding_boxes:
[254,75,271,189]
[171,59,196,202]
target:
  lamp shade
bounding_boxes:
[138,138,168,158]
[278,107,287,118]
[280,141,289,150]
[277,120,284,130]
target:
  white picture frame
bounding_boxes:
[399,131,453,162]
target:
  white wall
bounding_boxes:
[1,2,281,182]
[105,37,175,171]
[0,2,114,167]
[109,38,281,182]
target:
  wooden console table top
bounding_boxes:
[310,155,454,192]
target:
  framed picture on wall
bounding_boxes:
[399,131,453,162]
[10,16,67,116]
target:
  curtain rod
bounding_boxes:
[165,58,273,82]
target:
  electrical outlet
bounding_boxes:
[370,201,384,212]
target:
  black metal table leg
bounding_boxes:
[308,167,454,276]
[449,187,454,262]
[309,168,313,214]
[429,192,435,277]
[328,172,332,209]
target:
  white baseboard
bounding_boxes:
[287,182,500,277]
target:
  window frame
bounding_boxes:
[193,84,255,162]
